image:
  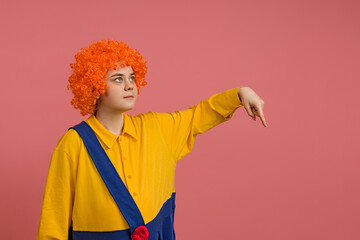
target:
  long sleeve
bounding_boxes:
[154,87,243,161]
[36,140,78,239]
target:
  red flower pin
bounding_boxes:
[131,225,149,240]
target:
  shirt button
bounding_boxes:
[128,175,132,179]
[123,157,126,161]
[133,192,137,196]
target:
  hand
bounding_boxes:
[237,87,268,127]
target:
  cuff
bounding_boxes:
[208,86,243,120]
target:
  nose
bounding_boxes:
[124,78,134,91]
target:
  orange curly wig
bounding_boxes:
[67,39,148,116]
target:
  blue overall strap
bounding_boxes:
[70,121,145,233]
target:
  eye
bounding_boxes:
[114,77,122,82]
[130,76,135,82]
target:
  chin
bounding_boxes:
[123,105,136,111]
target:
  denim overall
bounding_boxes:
[70,122,176,240]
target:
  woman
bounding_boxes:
[36,39,267,240]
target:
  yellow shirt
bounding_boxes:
[36,87,243,239]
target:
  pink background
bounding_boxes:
[1,0,359,239]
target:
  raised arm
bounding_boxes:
[153,86,267,161]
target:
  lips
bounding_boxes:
[123,96,134,99]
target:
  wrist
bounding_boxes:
[237,86,246,102]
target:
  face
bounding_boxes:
[97,63,138,114]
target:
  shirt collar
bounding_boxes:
[85,113,137,149]
[123,113,137,140]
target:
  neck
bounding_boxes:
[95,108,125,136]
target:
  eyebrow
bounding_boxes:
[110,73,135,77]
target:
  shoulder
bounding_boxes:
[128,111,161,123]
[53,128,83,155]
[48,128,82,172]
[127,111,172,131]
[133,110,195,123]
[129,111,181,123]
